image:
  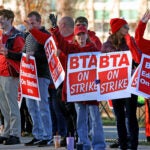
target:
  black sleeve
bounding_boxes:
[34,44,48,64]
[6,51,22,61]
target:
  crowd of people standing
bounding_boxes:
[0,7,149,150]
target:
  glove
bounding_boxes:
[49,14,57,28]
[95,79,100,84]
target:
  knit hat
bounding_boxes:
[74,24,87,35]
[110,18,128,34]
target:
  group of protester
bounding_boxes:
[0,7,149,150]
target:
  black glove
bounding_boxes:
[49,14,57,28]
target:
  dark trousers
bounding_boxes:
[56,86,77,137]
[20,98,32,133]
[49,88,67,137]
[112,94,139,149]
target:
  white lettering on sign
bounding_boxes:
[140,78,150,86]
[101,79,128,93]
[145,62,150,69]
[141,71,150,79]
[22,60,35,71]
[70,81,97,94]
[107,70,119,80]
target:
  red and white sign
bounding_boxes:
[97,51,132,100]
[20,53,40,100]
[0,29,3,44]
[17,83,22,108]
[129,65,140,96]
[137,54,150,98]
[44,37,65,89]
[67,52,99,102]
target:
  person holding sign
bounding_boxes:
[0,9,25,145]
[56,16,77,146]
[75,16,102,50]
[26,16,76,146]
[48,14,106,150]
[135,9,150,142]
[25,14,106,150]
[101,18,139,150]
[21,11,53,147]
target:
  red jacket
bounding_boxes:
[135,21,150,138]
[135,21,150,55]
[88,30,102,51]
[124,34,141,64]
[30,28,50,45]
[0,27,25,76]
[59,33,74,71]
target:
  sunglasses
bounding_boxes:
[123,25,129,30]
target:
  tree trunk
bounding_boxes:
[56,0,78,18]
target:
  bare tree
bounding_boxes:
[15,0,52,26]
[56,0,78,18]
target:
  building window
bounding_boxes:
[120,10,138,20]
[95,22,109,32]
[94,0,110,2]
[94,10,109,20]
[120,0,136,1]
[75,10,85,18]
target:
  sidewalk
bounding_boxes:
[0,126,150,150]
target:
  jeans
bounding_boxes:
[112,94,139,149]
[49,87,67,137]
[26,78,52,140]
[75,103,106,150]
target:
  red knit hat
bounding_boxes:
[74,25,87,35]
[110,18,128,34]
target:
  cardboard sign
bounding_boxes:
[67,52,99,102]
[137,54,150,98]
[20,53,40,100]
[44,37,65,89]
[97,51,132,100]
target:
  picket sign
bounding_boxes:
[44,37,65,89]
[137,54,150,98]
[97,51,132,101]
[67,52,99,102]
[19,53,41,101]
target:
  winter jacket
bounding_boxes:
[59,33,74,71]
[88,30,102,50]
[101,38,128,53]
[23,27,51,79]
[0,27,25,76]
[135,21,150,55]
[135,21,150,139]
